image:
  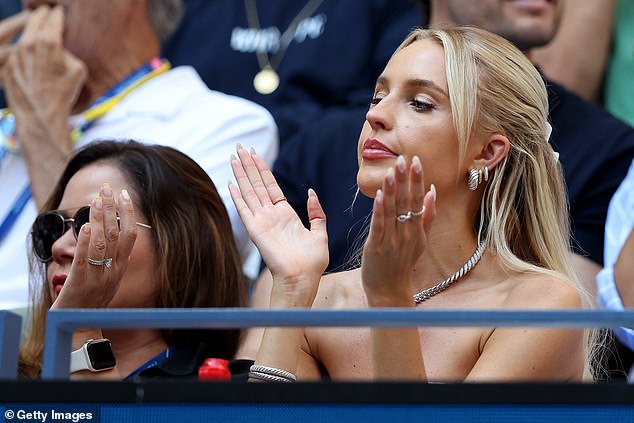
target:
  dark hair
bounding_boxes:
[20,140,246,377]
[146,0,184,41]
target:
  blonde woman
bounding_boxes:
[230,27,591,382]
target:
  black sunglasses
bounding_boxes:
[31,205,152,263]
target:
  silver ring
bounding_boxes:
[396,206,425,223]
[410,206,426,217]
[396,213,411,223]
[87,257,113,268]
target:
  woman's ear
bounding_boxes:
[471,134,510,170]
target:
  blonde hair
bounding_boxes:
[393,26,600,377]
[396,26,577,290]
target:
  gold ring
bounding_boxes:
[272,196,287,205]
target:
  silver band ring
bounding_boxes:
[396,206,425,223]
[87,257,113,268]
[272,196,287,205]
[410,205,426,217]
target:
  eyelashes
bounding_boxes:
[410,99,436,111]
[369,96,437,112]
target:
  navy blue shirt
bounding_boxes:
[162,0,420,144]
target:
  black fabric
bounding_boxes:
[162,0,420,145]
[130,343,253,382]
[546,79,634,265]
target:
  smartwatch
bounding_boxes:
[70,339,116,373]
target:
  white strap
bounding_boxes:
[70,345,89,373]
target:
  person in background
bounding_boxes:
[597,159,634,379]
[233,27,593,382]
[162,0,419,145]
[0,0,277,310]
[528,0,616,103]
[604,0,634,127]
[0,0,20,108]
[20,140,249,380]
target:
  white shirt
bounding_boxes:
[0,66,278,310]
[597,159,634,350]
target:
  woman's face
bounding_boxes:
[46,162,158,308]
[357,38,461,198]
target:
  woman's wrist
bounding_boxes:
[268,275,319,308]
[71,329,105,350]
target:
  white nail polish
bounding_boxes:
[397,155,406,173]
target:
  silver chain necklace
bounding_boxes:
[413,242,486,303]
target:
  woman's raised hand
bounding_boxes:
[229,145,328,308]
[52,183,138,309]
[362,155,437,307]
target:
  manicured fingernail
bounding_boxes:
[236,143,243,151]
[375,189,383,204]
[387,167,395,186]
[82,222,91,233]
[430,184,437,202]
[102,183,112,197]
[95,196,102,210]
[121,189,130,201]
[412,156,422,174]
[308,188,317,197]
[230,154,238,162]
[397,155,406,173]
[250,147,256,155]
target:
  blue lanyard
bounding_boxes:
[125,347,174,380]
[0,185,32,245]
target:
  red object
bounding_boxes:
[198,358,231,381]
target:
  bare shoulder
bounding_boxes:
[503,271,582,310]
[313,268,367,308]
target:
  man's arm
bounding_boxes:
[529,0,616,102]
[614,228,634,308]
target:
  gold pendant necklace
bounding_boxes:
[244,0,324,95]
[253,66,280,95]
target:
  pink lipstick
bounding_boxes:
[362,138,397,160]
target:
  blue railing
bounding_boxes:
[33,308,634,380]
[0,310,22,379]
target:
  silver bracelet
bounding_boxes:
[248,371,294,383]
[249,365,297,382]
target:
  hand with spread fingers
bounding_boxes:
[51,184,138,310]
[361,155,437,307]
[1,5,87,207]
[229,145,328,308]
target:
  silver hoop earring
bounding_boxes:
[483,165,489,182]
[468,168,482,191]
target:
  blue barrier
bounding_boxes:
[41,308,634,380]
[0,310,22,379]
